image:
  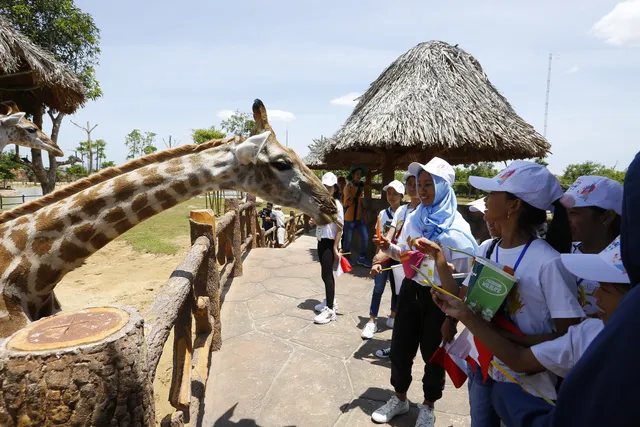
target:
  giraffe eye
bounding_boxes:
[271,158,292,171]
[26,127,37,134]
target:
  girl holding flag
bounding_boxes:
[312,172,344,325]
[430,161,584,427]
[361,179,405,340]
[371,157,477,427]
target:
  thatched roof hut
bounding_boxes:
[0,16,86,115]
[324,41,550,181]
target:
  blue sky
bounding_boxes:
[46,0,640,175]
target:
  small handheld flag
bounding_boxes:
[335,254,352,277]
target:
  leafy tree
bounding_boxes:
[1,0,102,194]
[0,152,21,187]
[64,164,88,180]
[125,130,157,159]
[220,111,255,137]
[192,126,226,144]
[561,161,626,186]
[100,160,116,169]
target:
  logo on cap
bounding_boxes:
[496,169,516,185]
[605,239,627,275]
[577,183,597,201]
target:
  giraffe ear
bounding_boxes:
[235,131,271,165]
[0,112,26,127]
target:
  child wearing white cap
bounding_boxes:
[371,157,477,427]
[430,235,630,394]
[561,176,623,317]
[453,160,584,426]
[361,180,405,340]
[312,172,344,325]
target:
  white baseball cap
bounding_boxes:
[321,172,338,187]
[561,176,623,216]
[561,236,629,284]
[383,180,405,195]
[274,205,282,209]
[402,172,412,182]
[469,160,564,211]
[408,157,455,187]
[469,197,487,213]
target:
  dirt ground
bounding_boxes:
[55,236,193,424]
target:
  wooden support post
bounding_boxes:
[365,172,373,198]
[225,199,242,277]
[0,307,155,426]
[190,297,214,425]
[169,294,192,413]
[288,210,296,244]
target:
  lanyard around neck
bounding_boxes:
[495,238,534,273]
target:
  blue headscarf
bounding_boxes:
[416,173,478,255]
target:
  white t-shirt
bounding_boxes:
[531,318,604,378]
[377,206,397,237]
[572,243,601,317]
[317,200,344,241]
[387,206,472,281]
[390,203,418,235]
[271,210,285,228]
[462,238,584,400]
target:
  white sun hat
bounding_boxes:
[321,172,338,187]
[408,157,455,187]
[468,197,487,213]
[469,160,564,211]
[561,176,623,215]
[383,180,405,195]
[561,236,629,284]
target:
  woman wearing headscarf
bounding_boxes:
[371,157,477,427]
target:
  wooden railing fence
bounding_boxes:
[257,210,311,248]
[145,195,258,426]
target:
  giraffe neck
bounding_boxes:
[0,143,241,315]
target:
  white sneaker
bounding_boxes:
[314,298,338,313]
[361,321,377,339]
[386,316,395,329]
[415,404,436,427]
[371,395,410,423]
[314,307,336,324]
[375,347,391,358]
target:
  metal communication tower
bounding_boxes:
[543,53,553,138]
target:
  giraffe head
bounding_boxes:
[0,101,64,157]
[227,99,337,225]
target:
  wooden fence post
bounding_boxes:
[303,214,310,233]
[225,199,243,277]
[247,194,258,249]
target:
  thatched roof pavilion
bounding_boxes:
[303,136,330,170]
[0,16,86,115]
[323,41,550,182]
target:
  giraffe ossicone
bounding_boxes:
[0,99,337,338]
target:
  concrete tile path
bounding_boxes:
[203,235,471,427]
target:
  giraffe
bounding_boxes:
[0,101,64,156]
[0,99,337,338]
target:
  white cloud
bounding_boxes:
[268,110,296,122]
[330,92,362,107]
[216,110,235,120]
[591,0,640,46]
[566,65,579,74]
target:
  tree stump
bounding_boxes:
[0,306,155,427]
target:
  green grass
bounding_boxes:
[118,198,208,255]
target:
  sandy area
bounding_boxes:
[55,236,193,424]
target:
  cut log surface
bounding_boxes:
[0,306,155,427]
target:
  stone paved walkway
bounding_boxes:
[203,235,471,427]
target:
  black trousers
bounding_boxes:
[390,278,446,402]
[318,238,336,309]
